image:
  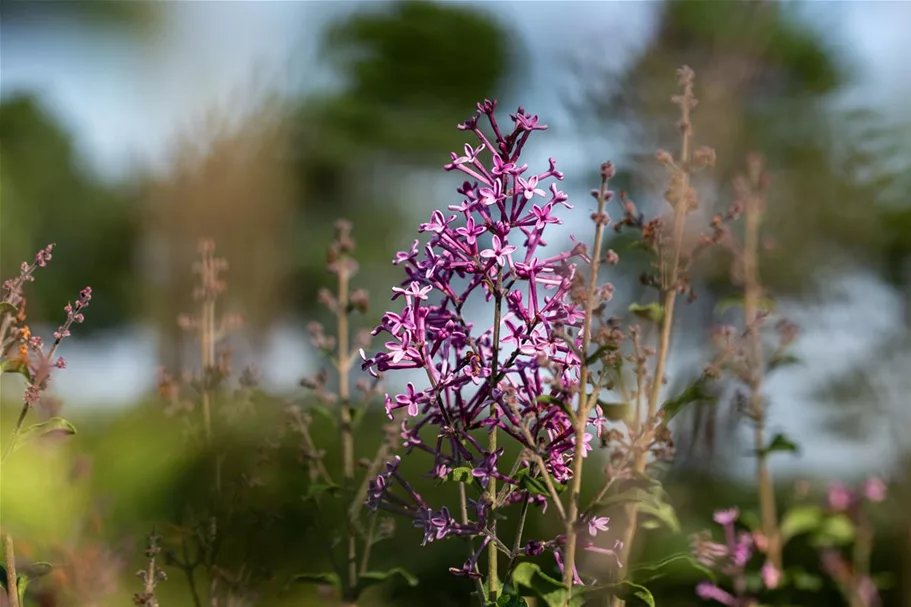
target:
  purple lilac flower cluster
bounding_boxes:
[361,101,611,576]
[821,477,887,607]
[691,507,777,606]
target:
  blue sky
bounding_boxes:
[4,1,907,182]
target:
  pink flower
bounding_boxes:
[479,235,517,267]
[761,561,781,589]
[587,515,610,537]
[712,507,739,526]
[827,481,852,512]
[863,476,887,503]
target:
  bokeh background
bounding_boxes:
[1,1,910,605]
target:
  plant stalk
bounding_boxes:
[743,181,781,569]
[3,533,20,607]
[337,263,358,599]
[1,402,29,464]
[611,99,693,605]
[487,275,503,601]
[563,169,611,594]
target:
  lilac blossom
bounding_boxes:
[692,507,767,605]
[362,101,614,580]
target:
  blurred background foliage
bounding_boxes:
[1,0,910,605]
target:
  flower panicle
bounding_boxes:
[362,100,620,580]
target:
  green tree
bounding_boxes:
[0,93,140,330]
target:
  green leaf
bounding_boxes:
[759,432,800,457]
[21,562,52,579]
[351,407,366,429]
[768,353,802,371]
[292,571,341,588]
[779,505,823,544]
[629,303,665,324]
[0,302,18,315]
[631,553,716,584]
[739,510,762,532]
[594,486,679,533]
[0,561,51,602]
[585,343,619,365]
[14,417,76,451]
[567,581,655,607]
[0,358,30,380]
[660,378,716,422]
[446,466,475,483]
[812,514,855,546]
[303,483,341,501]
[871,572,895,589]
[512,562,569,607]
[308,404,338,427]
[786,568,823,591]
[495,595,529,607]
[515,468,565,498]
[636,496,680,533]
[355,567,418,594]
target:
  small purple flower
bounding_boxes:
[394,382,425,417]
[713,507,739,526]
[587,515,610,537]
[452,143,485,165]
[513,110,546,132]
[455,216,486,246]
[384,331,420,365]
[420,210,456,234]
[491,154,517,177]
[479,235,517,267]
[531,203,560,230]
[479,179,504,206]
[394,239,420,265]
[392,281,433,301]
[518,175,546,200]
[731,531,753,568]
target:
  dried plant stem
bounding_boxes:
[3,533,19,607]
[336,263,359,604]
[743,182,781,569]
[612,92,693,605]
[563,169,612,593]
